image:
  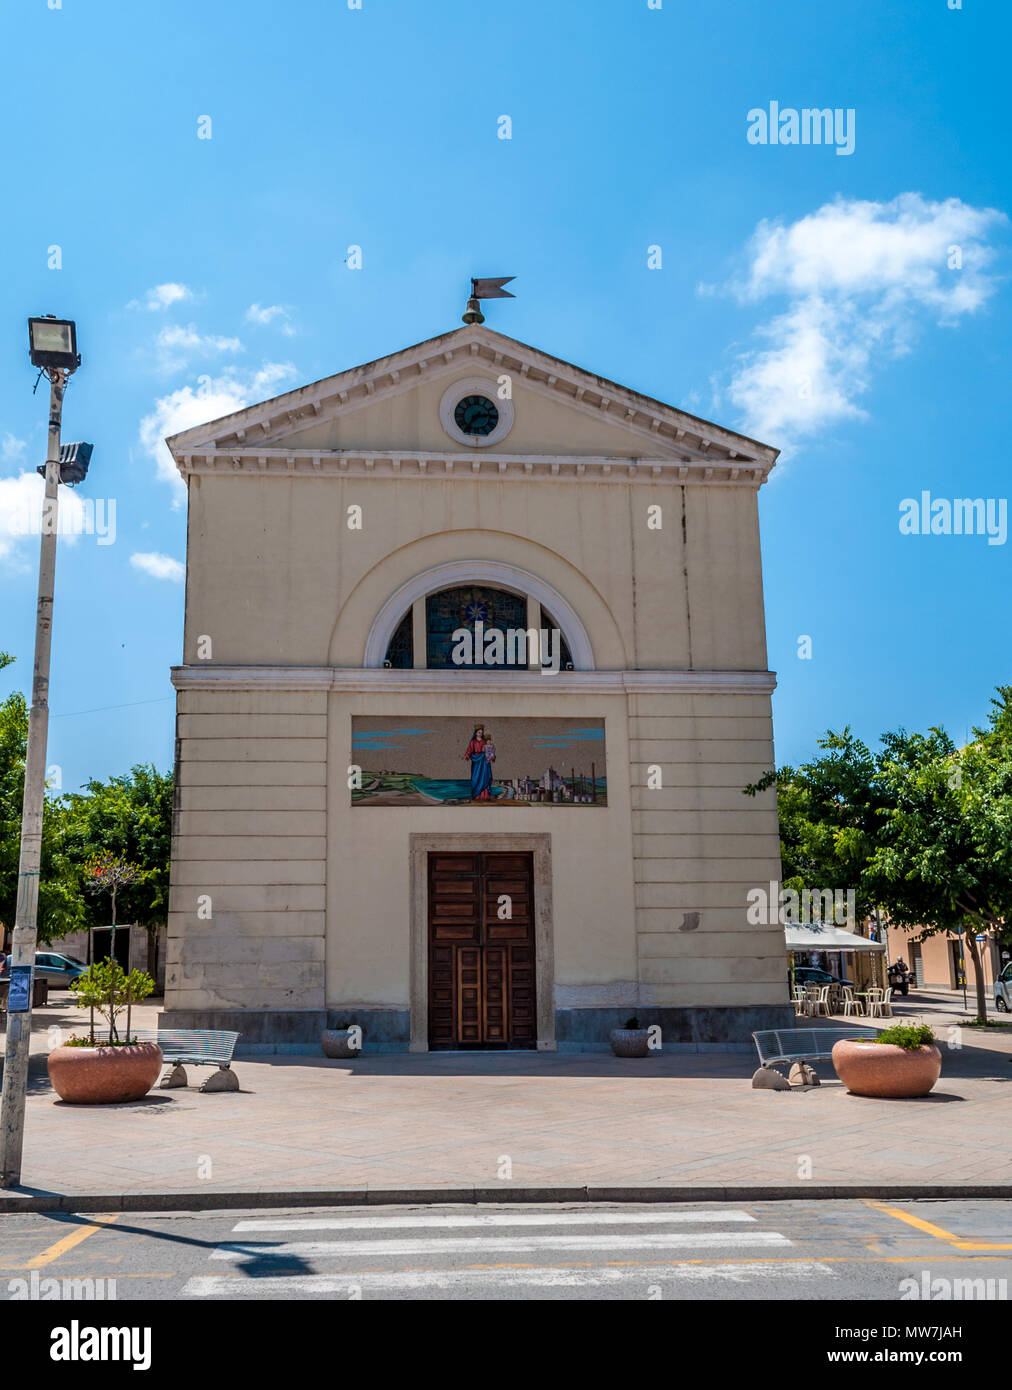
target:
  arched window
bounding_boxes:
[383,609,414,669]
[540,607,574,670]
[367,560,593,670]
[382,583,575,672]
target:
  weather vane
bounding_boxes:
[462,276,515,325]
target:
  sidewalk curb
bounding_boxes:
[1,1183,1011,1213]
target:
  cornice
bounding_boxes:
[173,448,769,487]
[171,665,778,696]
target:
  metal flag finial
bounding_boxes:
[462,276,516,324]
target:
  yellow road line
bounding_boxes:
[865,1201,964,1244]
[20,1215,121,1270]
[865,1200,1012,1251]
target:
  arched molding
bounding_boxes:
[363,559,595,669]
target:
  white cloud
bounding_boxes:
[130,551,184,582]
[721,193,1006,450]
[245,303,296,336]
[129,282,194,311]
[154,324,244,373]
[139,362,298,503]
[0,472,89,566]
[1,433,28,468]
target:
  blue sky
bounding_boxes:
[1,0,1009,794]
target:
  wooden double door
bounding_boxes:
[428,851,536,1049]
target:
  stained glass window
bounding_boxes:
[383,586,576,670]
[426,585,527,669]
[540,607,574,670]
[384,608,413,668]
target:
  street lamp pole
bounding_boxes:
[0,340,74,1185]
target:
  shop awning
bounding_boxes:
[785,923,886,953]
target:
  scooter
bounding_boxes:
[888,960,913,996]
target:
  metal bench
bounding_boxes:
[752,1025,877,1073]
[133,1028,241,1093]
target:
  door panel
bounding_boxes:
[482,946,508,1045]
[456,946,483,1044]
[428,851,536,1049]
[428,943,457,1048]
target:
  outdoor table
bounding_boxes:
[859,988,889,1018]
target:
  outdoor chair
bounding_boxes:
[809,984,831,1017]
[841,985,864,1018]
[869,986,893,1018]
[791,986,809,1017]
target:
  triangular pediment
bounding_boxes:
[166,324,777,480]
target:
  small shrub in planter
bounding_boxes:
[47,961,161,1104]
[874,1023,936,1050]
[832,1022,941,1098]
[321,1021,364,1059]
[609,1015,653,1058]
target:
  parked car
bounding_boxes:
[792,966,852,988]
[0,952,88,988]
[996,962,1012,1013]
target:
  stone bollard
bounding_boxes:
[752,1066,791,1090]
[789,1062,820,1087]
[200,1067,240,1092]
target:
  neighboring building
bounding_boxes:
[885,924,1006,994]
[162,320,791,1050]
[43,923,167,992]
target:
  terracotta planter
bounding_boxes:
[321,1028,362,1059]
[831,1039,941,1098]
[47,1042,163,1104]
[609,1028,651,1058]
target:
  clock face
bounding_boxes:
[454,394,499,437]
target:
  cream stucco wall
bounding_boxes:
[184,470,768,671]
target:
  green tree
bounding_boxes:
[83,850,145,966]
[747,688,1012,1022]
[60,765,173,970]
[0,652,83,944]
[1,653,173,953]
[0,651,26,938]
[867,692,1012,1022]
[745,727,885,923]
[70,960,155,1044]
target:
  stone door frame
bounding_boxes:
[409,832,555,1052]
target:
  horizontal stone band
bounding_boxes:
[170,665,777,696]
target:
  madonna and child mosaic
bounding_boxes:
[351,717,607,806]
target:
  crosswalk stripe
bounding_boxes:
[231,1210,758,1233]
[212,1231,793,1260]
[184,1261,831,1296]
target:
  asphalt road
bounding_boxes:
[1,1199,1010,1301]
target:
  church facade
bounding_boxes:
[163,322,791,1050]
